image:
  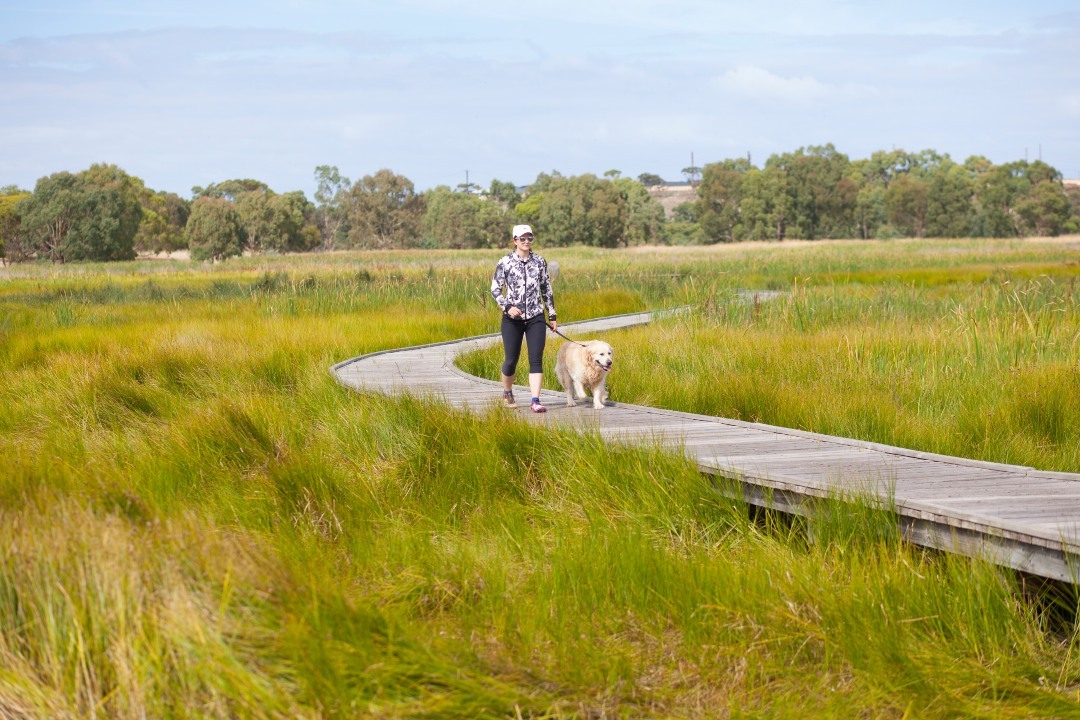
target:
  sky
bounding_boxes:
[2,0,1079,201]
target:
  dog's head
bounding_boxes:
[588,341,614,372]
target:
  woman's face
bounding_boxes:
[514,234,534,252]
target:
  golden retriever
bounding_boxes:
[555,340,613,409]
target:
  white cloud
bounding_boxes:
[339,115,397,141]
[1,125,102,143]
[710,64,876,105]
[1060,95,1080,119]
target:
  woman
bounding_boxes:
[489,224,557,412]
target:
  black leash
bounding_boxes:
[546,322,587,347]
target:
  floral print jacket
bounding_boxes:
[490,252,557,321]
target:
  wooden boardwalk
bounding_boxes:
[332,311,1080,582]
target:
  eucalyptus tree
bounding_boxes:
[276,191,319,252]
[422,186,506,249]
[344,169,424,249]
[236,190,276,253]
[186,196,245,261]
[235,189,315,254]
[613,177,665,245]
[924,160,974,238]
[637,172,664,187]
[1063,185,1080,233]
[83,163,145,241]
[970,162,1029,237]
[527,171,563,194]
[486,179,521,209]
[191,179,269,202]
[530,174,622,247]
[1015,180,1071,236]
[681,165,702,187]
[0,188,31,262]
[314,165,351,250]
[135,191,189,255]
[697,158,751,242]
[518,173,664,247]
[582,178,629,247]
[766,144,854,239]
[19,165,141,262]
[740,165,792,241]
[884,174,930,237]
[850,154,894,238]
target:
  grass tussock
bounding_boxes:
[1,240,1079,717]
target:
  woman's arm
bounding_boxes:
[490,258,509,312]
[540,258,556,322]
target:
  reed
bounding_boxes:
[462,251,1080,472]
[0,239,1078,717]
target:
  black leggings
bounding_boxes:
[501,314,547,376]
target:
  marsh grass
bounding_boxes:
[463,256,1080,472]
[1,240,1079,717]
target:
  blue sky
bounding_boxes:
[2,1,1078,200]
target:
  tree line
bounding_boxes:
[2,147,1077,263]
[690,145,1076,242]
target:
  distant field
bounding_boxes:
[644,183,697,217]
[1,238,1079,718]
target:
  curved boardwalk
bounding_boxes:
[333,311,1080,582]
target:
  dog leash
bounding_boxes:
[546,322,587,347]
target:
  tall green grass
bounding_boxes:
[462,250,1080,472]
[1,240,1079,717]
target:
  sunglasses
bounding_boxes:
[516,236,534,242]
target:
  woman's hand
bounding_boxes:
[507,306,522,318]
[549,319,557,332]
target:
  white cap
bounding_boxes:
[512,224,534,238]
